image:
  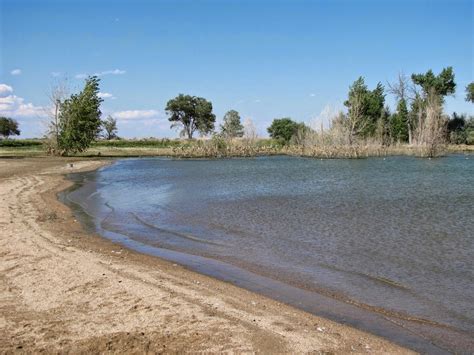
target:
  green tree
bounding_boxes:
[411,67,456,99]
[391,98,409,142]
[0,117,20,138]
[57,76,103,155]
[267,118,305,143]
[446,112,467,144]
[165,94,216,139]
[220,110,244,138]
[466,82,474,103]
[102,115,118,140]
[344,77,385,139]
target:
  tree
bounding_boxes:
[388,73,413,143]
[411,67,456,99]
[220,110,244,138]
[243,118,258,140]
[267,118,305,143]
[410,67,456,154]
[391,98,409,143]
[376,106,392,146]
[102,115,118,140]
[344,77,385,139]
[46,78,69,149]
[165,94,216,139]
[57,76,103,155]
[446,112,467,144]
[466,82,474,103]
[0,117,20,138]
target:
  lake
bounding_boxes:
[64,155,474,353]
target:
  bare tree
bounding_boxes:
[415,89,446,157]
[44,78,69,153]
[243,118,258,140]
[346,92,369,145]
[388,72,413,144]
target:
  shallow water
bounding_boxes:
[65,155,474,353]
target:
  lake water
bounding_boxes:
[64,155,474,353]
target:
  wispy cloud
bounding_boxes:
[10,69,22,76]
[75,69,126,79]
[309,93,316,97]
[98,92,116,99]
[113,109,159,120]
[0,84,13,97]
[51,72,61,77]
[0,83,47,118]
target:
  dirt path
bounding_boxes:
[0,158,412,353]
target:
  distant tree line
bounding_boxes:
[4,67,467,156]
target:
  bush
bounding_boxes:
[0,139,43,147]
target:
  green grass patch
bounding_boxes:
[0,139,44,148]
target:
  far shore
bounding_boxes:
[0,157,412,353]
[0,138,473,159]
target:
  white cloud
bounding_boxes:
[0,83,47,118]
[51,72,61,77]
[98,92,116,99]
[75,69,126,79]
[0,84,13,97]
[10,69,22,75]
[309,93,316,97]
[113,109,159,120]
[254,99,261,103]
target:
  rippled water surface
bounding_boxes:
[66,155,474,351]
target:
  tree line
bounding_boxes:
[1,67,472,157]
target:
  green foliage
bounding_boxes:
[391,98,409,142]
[0,138,42,147]
[165,94,216,139]
[344,77,385,138]
[446,112,468,144]
[408,93,425,133]
[101,115,118,140]
[466,82,474,103]
[466,117,474,145]
[267,118,306,144]
[57,76,103,155]
[411,67,456,98]
[220,110,244,138]
[0,117,20,138]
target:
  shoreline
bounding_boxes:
[0,157,413,353]
[63,156,473,354]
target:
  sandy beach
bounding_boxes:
[0,158,412,353]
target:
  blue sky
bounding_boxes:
[1,0,472,138]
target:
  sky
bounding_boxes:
[0,0,473,138]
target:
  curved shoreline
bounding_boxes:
[62,158,474,354]
[0,157,417,353]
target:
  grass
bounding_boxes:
[0,138,472,159]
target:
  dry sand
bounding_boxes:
[0,158,413,353]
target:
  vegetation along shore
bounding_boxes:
[1,68,473,159]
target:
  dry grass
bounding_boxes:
[0,138,471,160]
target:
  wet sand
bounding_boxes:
[0,158,412,353]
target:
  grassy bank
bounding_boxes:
[0,138,472,158]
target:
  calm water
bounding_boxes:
[65,155,474,353]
